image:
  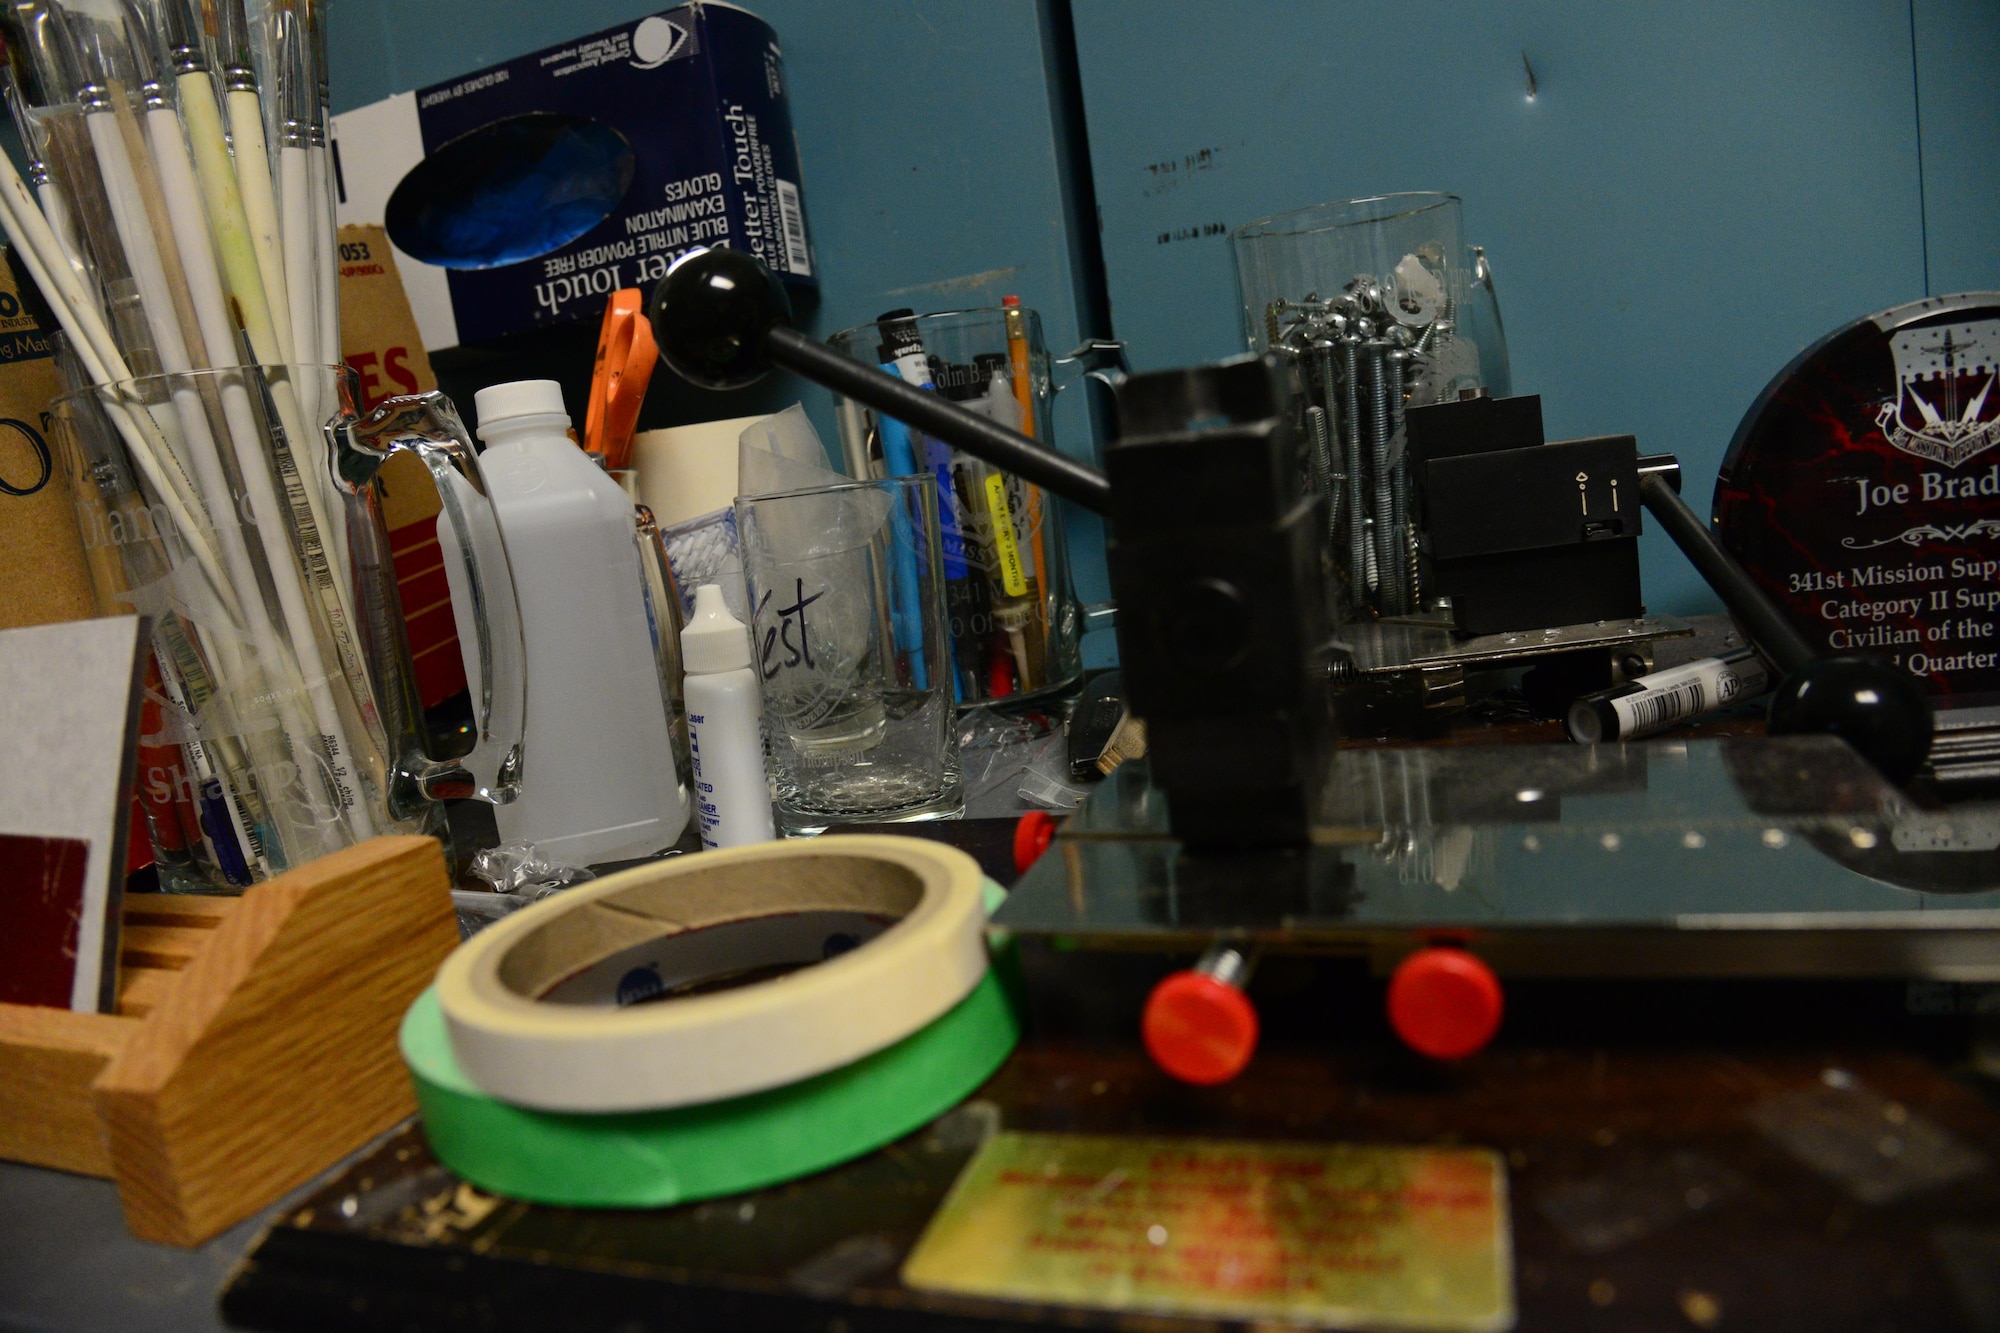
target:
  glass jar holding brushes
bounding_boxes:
[2,0,534,889]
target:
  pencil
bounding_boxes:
[1002,295,1049,644]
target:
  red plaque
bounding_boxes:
[1717,294,2000,707]
[0,834,91,1009]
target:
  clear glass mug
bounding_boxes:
[52,362,526,891]
[825,307,1117,707]
[737,474,961,835]
[1232,193,1512,618]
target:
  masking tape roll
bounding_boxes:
[435,836,990,1113]
[402,964,1018,1207]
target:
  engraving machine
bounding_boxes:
[650,248,1989,1082]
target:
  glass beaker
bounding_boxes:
[52,363,526,891]
[736,474,961,835]
[1232,193,1512,618]
[825,306,1090,707]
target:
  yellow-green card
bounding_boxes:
[902,1132,1514,1331]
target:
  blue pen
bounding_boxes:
[872,395,930,691]
[878,310,982,702]
[198,777,254,886]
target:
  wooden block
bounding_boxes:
[0,1005,136,1175]
[119,922,216,971]
[121,895,233,928]
[114,966,178,1019]
[93,836,458,1247]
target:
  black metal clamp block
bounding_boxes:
[1408,393,1646,636]
[1106,356,1339,848]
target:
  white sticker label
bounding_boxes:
[776,178,811,276]
[1609,655,1771,740]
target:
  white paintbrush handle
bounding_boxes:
[226,88,293,366]
[277,142,351,594]
[35,181,93,294]
[179,74,280,363]
[279,145,317,380]
[310,143,339,371]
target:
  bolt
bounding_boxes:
[1385,347,1413,615]
[1337,333,1368,609]
[1363,338,1400,613]
[1305,404,1334,520]
[1407,515,1422,608]
[1308,336,1343,538]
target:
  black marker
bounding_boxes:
[1567,648,1772,743]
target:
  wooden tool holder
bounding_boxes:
[0,835,458,1246]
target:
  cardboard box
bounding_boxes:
[0,252,98,631]
[336,224,465,709]
[330,3,815,352]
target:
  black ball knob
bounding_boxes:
[648,247,793,391]
[1768,655,1933,785]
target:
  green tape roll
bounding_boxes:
[401,962,1018,1208]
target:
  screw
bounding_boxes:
[1338,332,1367,608]
[1308,336,1344,542]
[1305,403,1334,519]
[1407,515,1422,608]
[1363,338,1400,612]
[1385,347,1412,615]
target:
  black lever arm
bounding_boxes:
[1638,465,1930,783]
[1637,470,1815,676]
[649,246,1112,514]
[764,325,1113,514]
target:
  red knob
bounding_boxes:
[1143,970,1260,1085]
[1013,810,1056,874]
[1387,947,1503,1060]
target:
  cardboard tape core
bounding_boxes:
[497,856,925,1000]
[438,836,988,1113]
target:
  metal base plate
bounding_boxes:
[1343,614,1693,677]
[993,736,2000,979]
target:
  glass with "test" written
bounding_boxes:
[736,474,962,835]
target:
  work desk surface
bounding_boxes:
[8,790,2000,1332]
[222,955,2000,1331]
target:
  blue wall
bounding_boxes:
[330,0,2000,632]
[1069,0,2000,616]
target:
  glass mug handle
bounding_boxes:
[1051,338,1129,396]
[335,390,527,807]
[1051,339,1127,638]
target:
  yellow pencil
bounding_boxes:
[1002,295,1049,643]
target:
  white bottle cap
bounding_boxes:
[681,583,753,674]
[474,380,570,440]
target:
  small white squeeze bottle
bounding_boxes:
[447,380,689,863]
[681,583,776,848]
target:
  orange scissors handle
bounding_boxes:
[585,288,657,470]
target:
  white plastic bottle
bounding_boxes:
[447,380,688,864]
[680,583,776,848]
